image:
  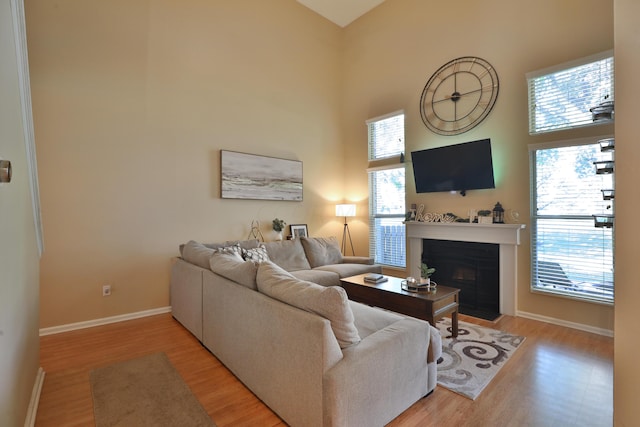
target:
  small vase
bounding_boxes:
[275,231,283,241]
[420,277,430,286]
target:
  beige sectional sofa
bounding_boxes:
[170,236,441,427]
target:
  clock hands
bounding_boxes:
[433,85,493,104]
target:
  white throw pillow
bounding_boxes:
[242,245,270,262]
[216,243,244,260]
[256,261,361,349]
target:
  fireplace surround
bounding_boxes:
[406,221,526,316]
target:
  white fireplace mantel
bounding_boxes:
[405,221,526,316]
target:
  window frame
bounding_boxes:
[529,136,614,305]
[366,111,406,269]
[526,50,614,135]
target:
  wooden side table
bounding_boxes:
[340,274,460,337]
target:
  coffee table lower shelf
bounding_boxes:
[340,273,460,338]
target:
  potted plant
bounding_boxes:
[420,263,435,285]
[272,218,286,240]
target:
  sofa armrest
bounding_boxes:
[341,256,374,265]
[323,318,431,426]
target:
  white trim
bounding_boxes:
[23,367,45,427]
[525,49,613,80]
[10,0,44,256]
[365,109,404,125]
[528,134,614,152]
[517,310,613,337]
[39,306,172,336]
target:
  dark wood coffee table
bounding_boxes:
[340,274,460,337]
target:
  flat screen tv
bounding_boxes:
[411,139,495,196]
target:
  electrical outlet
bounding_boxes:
[102,285,111,296]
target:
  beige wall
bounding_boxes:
[342,0,614,332]
[614,0,640,424]
[0,0,41,423]
[27,0,346,327]
[27,1,617,330]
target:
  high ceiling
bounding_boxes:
[296,0,386,27]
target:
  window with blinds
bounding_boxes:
[367,111,406,268]
[530,138,614,303]
[527,50,614,134]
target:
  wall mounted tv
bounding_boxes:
[411,138,495,196]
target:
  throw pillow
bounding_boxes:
[182,240,215,269]
[256,261,361,349]
[263,239,311,271]
[242,245,270,262]
[209,252,258,290]
[216,243,244,261]
[300,236,343,268]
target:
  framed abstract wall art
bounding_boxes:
[221,150,303,201]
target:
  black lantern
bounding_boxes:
[492,202,504,224]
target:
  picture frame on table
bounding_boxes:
[289,224,308,239]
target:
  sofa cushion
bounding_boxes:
[242,245,270,262]
[256,262,361,349]
[205,239,260,251]
[300,236,343,268]
[349,301,404,340]
[209,251,258,290]
[290,269,340,287]
[315,262,382,277]
[263,239,311,271]
[182,240,215,269]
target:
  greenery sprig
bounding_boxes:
[272,218,286,232]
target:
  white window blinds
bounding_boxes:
[527,51,613,134]
[367,111,404,161]
[367,111,406,268]
[530,138,614,303]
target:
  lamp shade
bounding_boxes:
[336,204,356,217]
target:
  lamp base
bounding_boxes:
[341,221,355,256]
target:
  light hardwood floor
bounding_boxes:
[36,313,613,427]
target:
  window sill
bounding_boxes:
[531,287,614,306]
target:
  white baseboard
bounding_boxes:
[24,367,45,427]
[39,306,172,336]
[516,310,614,337]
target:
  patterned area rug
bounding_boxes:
[436,318,525,400]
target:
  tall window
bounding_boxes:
[367,111,405,268]
[527,50,613,134]
[530,138,614,303]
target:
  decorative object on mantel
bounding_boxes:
[247,220,264,242]
[272,218,286,241]
[411,204,457,223]
[336,204,356,255]
[477,210,493,224]
[492,202,505,224]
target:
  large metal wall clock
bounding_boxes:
[420,56,499,136]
